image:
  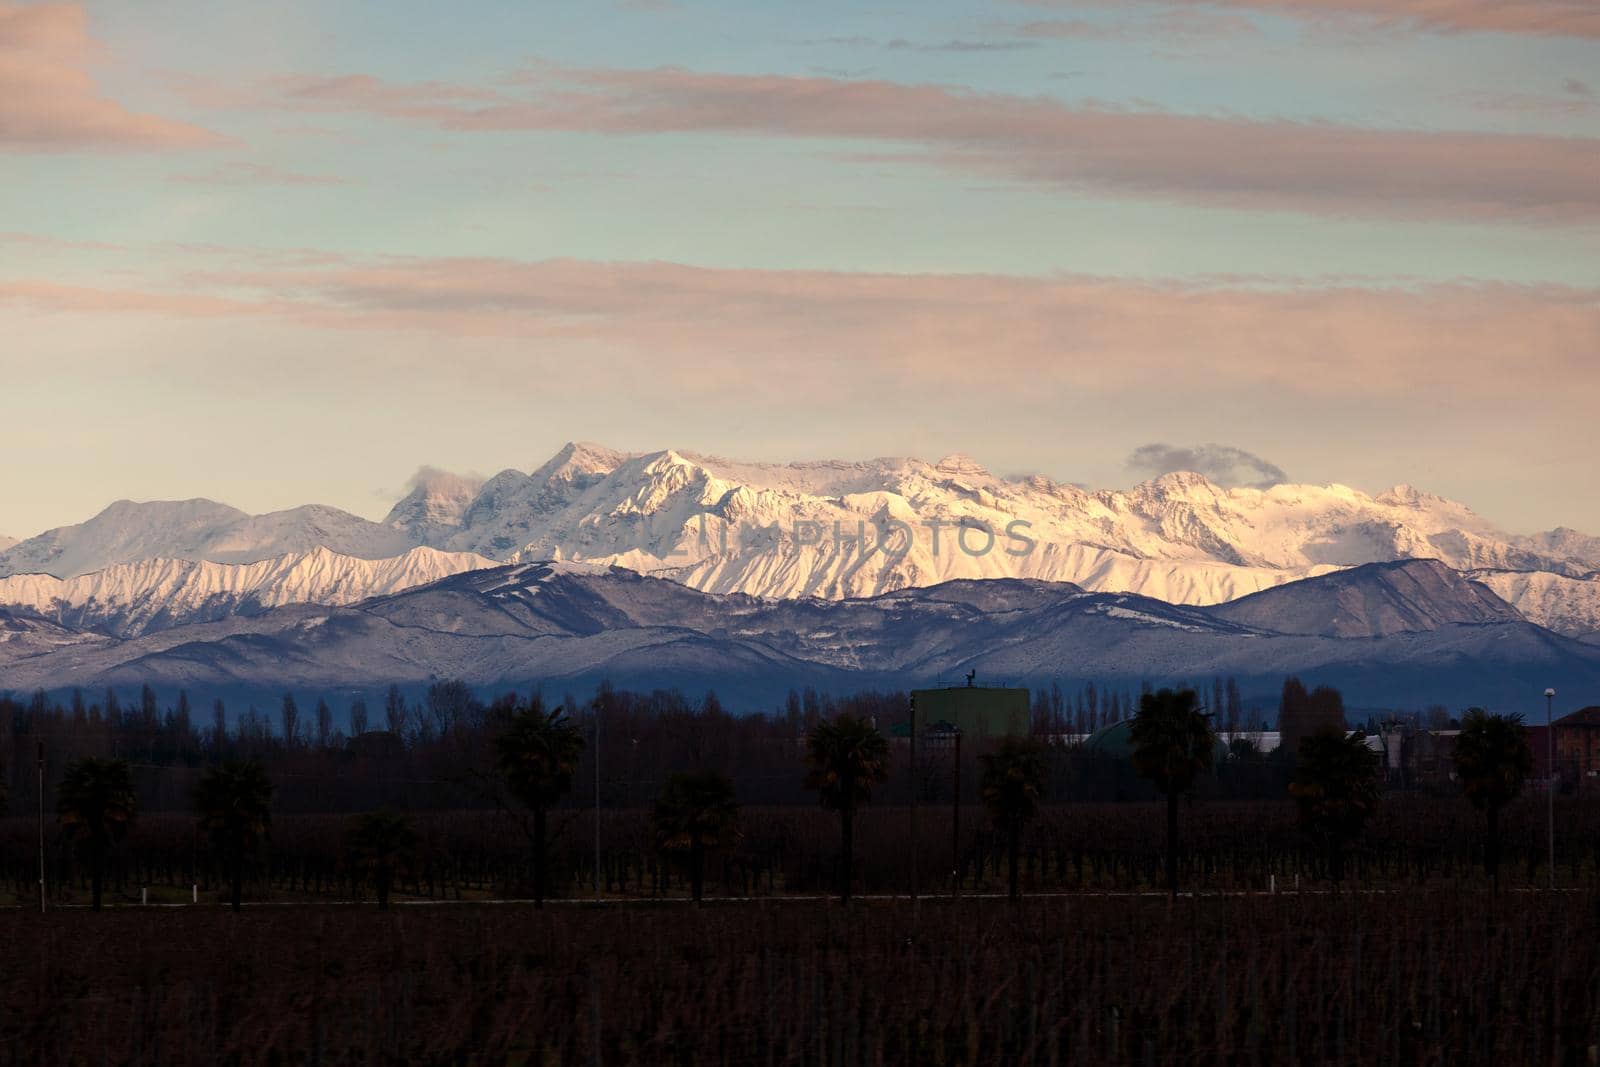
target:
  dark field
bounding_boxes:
[7,794,1600,907]
[3,891,1598,1066]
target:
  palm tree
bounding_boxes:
[348,809,418,910]
[804,714,890,906]
[495,701,585,907]
[1453,708,1532,891]
[1130,687,1215,897]
[1289,730,1381,884]
[193,760,274,911]
[57,757,137,910]
[652,770,740,904]
[979,738,1048,902]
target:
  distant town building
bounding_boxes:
[1376,722,1460,788]
[1529,703,1600,790]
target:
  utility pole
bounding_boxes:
[594,707,602,903]
[36,740,46,913]
[909,695,918,914]
[951,728,962,901]
[1546,688,1556,890]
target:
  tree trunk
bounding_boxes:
[377,862,391,910]
[231,855,243,912]
[839,805,854,906]
[1007,819,1021,902]
[1165,790,1179,897]
[534,805,548,908]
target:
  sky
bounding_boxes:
[1,0,1597,539]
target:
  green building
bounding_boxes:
[908,685,1031,740]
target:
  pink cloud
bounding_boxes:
[1015,0,1600,39]
[0,2,217,151]
[3,256,1596,403]
[238,63,1600,222]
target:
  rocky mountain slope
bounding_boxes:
[0,545,495,638]
[0,500,417,579]
[1209,559,1522,638]
[1470,569,1600,644]
[3,560,1593,712]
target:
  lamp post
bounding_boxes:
[1545,687,1556,890]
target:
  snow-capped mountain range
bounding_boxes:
[2,443,1598,641]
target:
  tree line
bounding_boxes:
[1,678,1544,909]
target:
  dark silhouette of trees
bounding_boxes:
[1453,708,1532,892]
[280,694,300,749]
[1130,687,1216,896]
[348,808,418,910]
[805,714,890,906]
[193,760,274,911]
[1289,730,1381,883]
[979,738,1048,902]
[384,685,407,736]
[494,701,584,907]
[652,770,740,904]
[1278,678,1346,756]
[315,699,333,748]
[349,697,369,737]
[57,757,137,910]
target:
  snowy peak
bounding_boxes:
[534,441,635,481]
[934,452,991,479]
[1208,558,1523,638]
[383,468,486,540]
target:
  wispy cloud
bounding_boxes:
[3,255,1596,405]
[883,38,1038,53]
[0,2,219,151]
[209,61,1600,223]
[1018,10,1264,41]
[1126,443,1288,487]
[170,160,348,186]
[1012,0,1600,40]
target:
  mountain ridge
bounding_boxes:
[3,558,1594,713]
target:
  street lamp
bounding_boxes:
[1545,687,1556,890]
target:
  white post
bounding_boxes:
[141,887,148,906]
[192,884,198,904]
